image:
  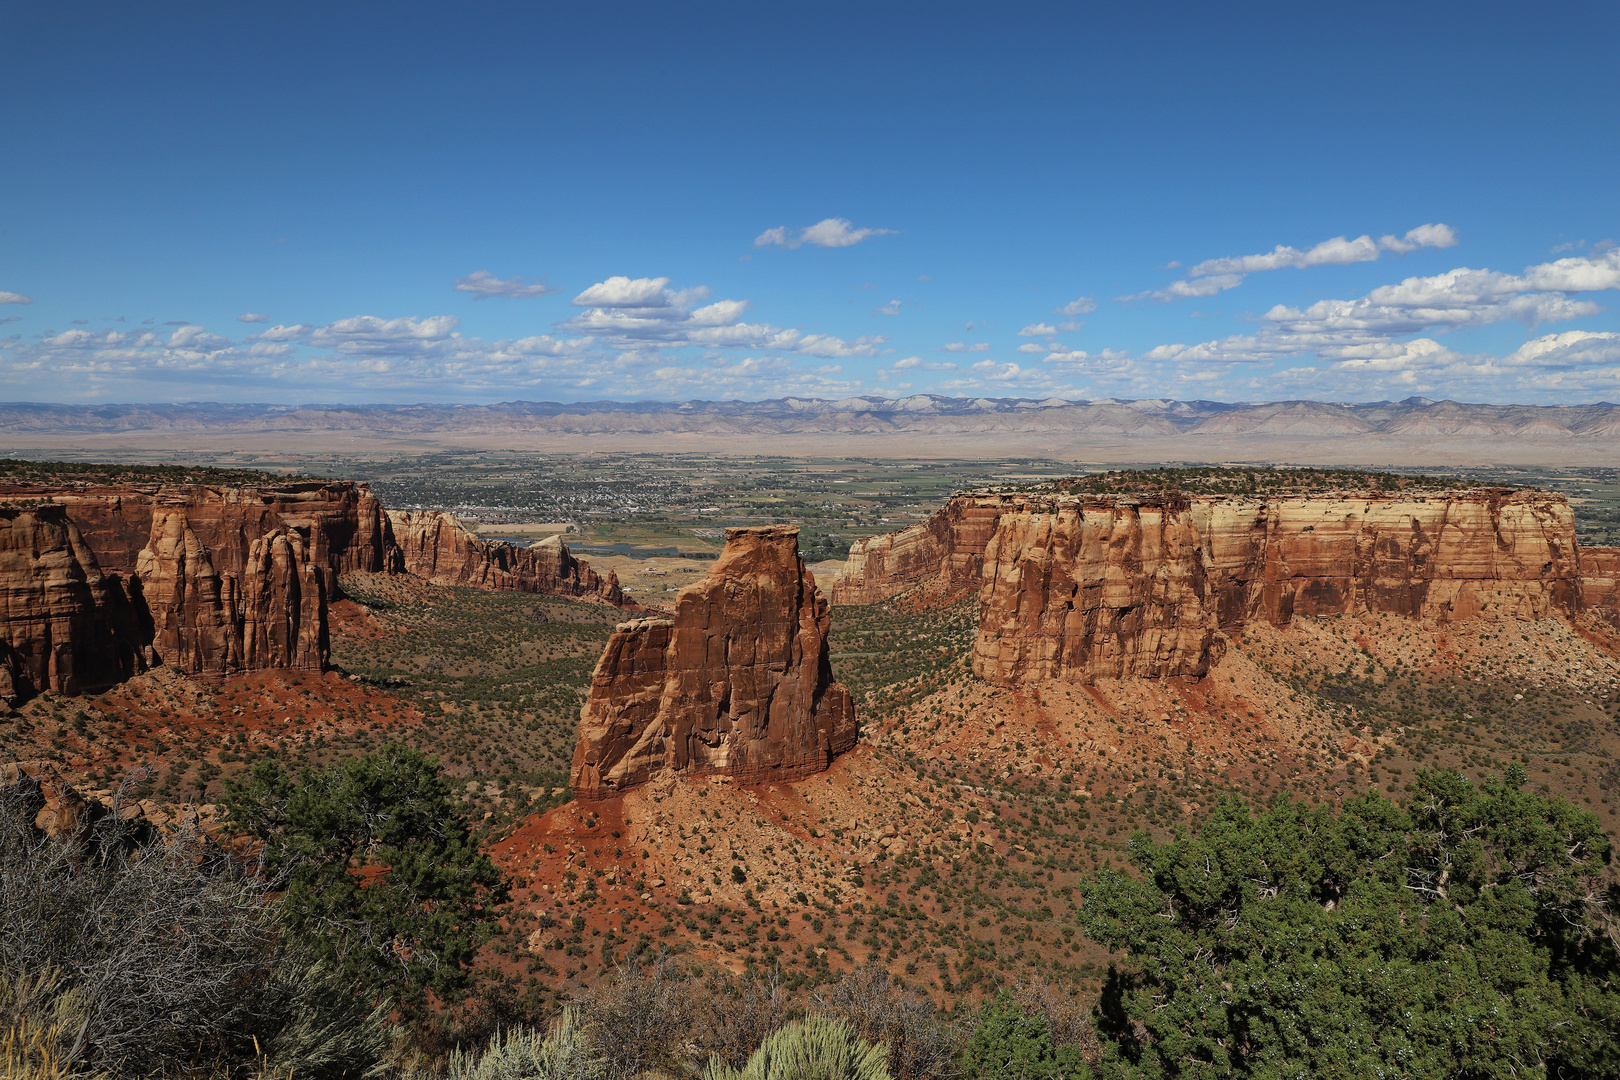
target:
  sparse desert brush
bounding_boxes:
[704,1015,890,1080]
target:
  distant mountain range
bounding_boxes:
[5,396,1619,465]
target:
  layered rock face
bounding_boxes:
[388,510,626,606]
[0,505,148,703]
[1583,547,1620,624]
[0,479,627,698]
[973,499,1223,683]
[572,526,856,800]
[831,495,1019,605]
[838,488,1608,686]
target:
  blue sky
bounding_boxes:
[3,0,1617,405]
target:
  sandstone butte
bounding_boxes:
[571,525,856,800]
[0,481,629,703]
[833,488,1620,685]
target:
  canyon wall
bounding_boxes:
[1583,547,1620,624]
[572,525,855,800]
[0,506,148,703]
[0,480,629,698]
[836,488,1611,686]
[387,510,626,606]
[830,495,1018,605]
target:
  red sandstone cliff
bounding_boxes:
[0,479,625,699]
[0,505,148,703]
[571,525,855,800]
[835,488,1616,686]
[831,495,1017,604]
[387,510,628,607]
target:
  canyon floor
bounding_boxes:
[7,562,1618,1016]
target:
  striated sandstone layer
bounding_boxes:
[1583,547,1620,624]
[834,488,1607,686]
[831,495,1019,605]
[0,479,626,698]
[0,505,148,702]
[973,500,1223,683]
[387,510,626,606]
[572,525,855,800]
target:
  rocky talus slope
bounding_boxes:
[571,525,856,799]
[834,489,1620,685]
[387,510,625,605]
[0,480,627,701]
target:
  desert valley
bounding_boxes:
[5,432,1620,1076]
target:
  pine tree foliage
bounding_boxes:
[961,992,1091,1080]
[223,745,508,1007]
[1077,766,1620,1079]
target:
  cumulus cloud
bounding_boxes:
[892,356,957,371]
[1017,322,1056,337]
[1502,330,1620,369]
[308,315,463,356]
[1378,223,1458,254]
[1056,296,1096,316]
[237,312,269,323]
[940,342,990,352]
[559,276,885,358]
[1118,275,1244,303]
[875,299,902,316]
[1125,224,1460,304]
[250,324,311,342]
[453,270,562,299]
[754,218,897,249]
[0,291,33,305]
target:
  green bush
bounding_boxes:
[1077,767,1620,1079]
[223,746,508,1010]
[705,1015,890,1080]
[961,992,1090,1080]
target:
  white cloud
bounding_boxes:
[559,275,885,359]
[1017,322,1056,337]
[876,299,902,316]
[237,312,269,323]
[1127,224,1461,304]
[754,218,897,249]
[453,270,562,299]
[168,325,231,351]
[1378,223,1458,254]
[1502,330,1620,369]
[250,324,310,342]
[940,342,990,352]
[892,356,957,371]
[1056,296,1097,316]
[1189,235,1381,277]
[1017,343,1046,354]
[1119,275,1244,303]
[0,292,32,305]
[1057,320,1086,332]
[308,315,463,356]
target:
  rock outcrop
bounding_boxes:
[0,479,629,699]
[387,510,627,606]
[973,499,1222,683]
[1582,547,1620,624]
[0,505,147,702]
[831,495,1018,604]
[837,488,1612,686]
[572,526,855,800]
